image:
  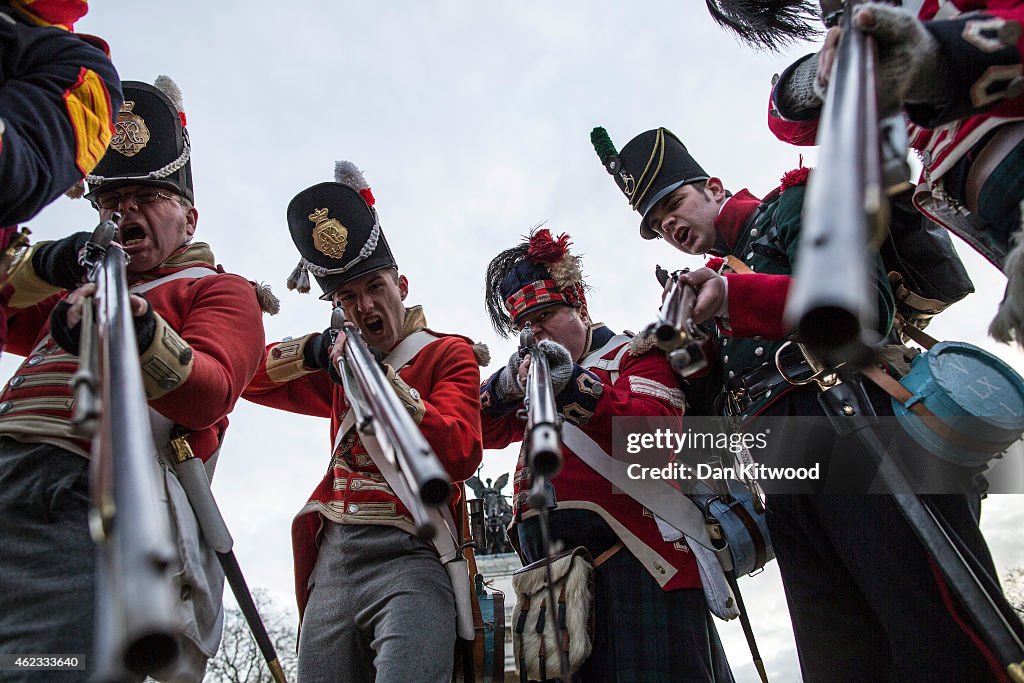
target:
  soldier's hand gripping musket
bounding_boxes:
[648,265,709,378]
[330,306,452,539]
[783,0,911,367]
[73,216,182,681]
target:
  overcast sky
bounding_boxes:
[5,2,1023,680]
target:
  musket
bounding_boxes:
[519,323,563,484]
[817,380,1024,680]
[783,0,911,367]
[517,323,570,681]
[647,266,708,378]
[331,306,452,540]
[74,216,182,681]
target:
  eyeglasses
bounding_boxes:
[92,190,177,210]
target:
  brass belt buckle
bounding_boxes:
[775,341,840,391]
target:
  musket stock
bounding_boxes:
[79,218,182,681]
[331,307,452,540]
[784,0,909,367]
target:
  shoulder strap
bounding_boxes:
[333,330,438,447]
[561,423,739,619]
[130,267,218,294]
[560,423,712,548]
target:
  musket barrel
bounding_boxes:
[334,308,452,510]
[92,242,181,678]
[784,2,880,365]
[519,325,563,478]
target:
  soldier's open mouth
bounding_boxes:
[365,316,384,334]
[120,224,146,246]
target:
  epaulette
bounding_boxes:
[254,282,280,315]
[780,166,811,192]
[628,330,658,356]
[705,256,726,272]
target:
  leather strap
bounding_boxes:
[592,541,624,568]
[896,315,940,350]
[725,255,753,274]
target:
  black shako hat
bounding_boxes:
[591,126,708,240]
[86,77,194,202]
[285,162,396,300]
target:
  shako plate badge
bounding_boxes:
[309,208,349,259]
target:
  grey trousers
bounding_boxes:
[297,522,456,683]
[0,439,95,682]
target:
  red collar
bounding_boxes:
[713,189,762,251]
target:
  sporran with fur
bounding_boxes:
[511,547,595,681]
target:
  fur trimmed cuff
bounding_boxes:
[139,313,194,400]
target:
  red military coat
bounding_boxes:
[0,242,267,462]
[480,324,702,591]
[243,305,483,617]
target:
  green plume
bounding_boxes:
[590,127,617,164]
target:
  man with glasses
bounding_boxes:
[0,77,272,681]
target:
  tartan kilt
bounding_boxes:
[517,510,734,683]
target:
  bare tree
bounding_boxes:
[1005,567,1024,620]
[206,589,299,683]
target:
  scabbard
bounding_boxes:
[171,456,233,553]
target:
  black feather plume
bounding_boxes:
[485,242,531,338]
[705,0,821,51]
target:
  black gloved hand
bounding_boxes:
[31,231,91,290]
[49,293,156,356]
[303,329,344,384]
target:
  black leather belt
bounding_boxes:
[726,343,813,413]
